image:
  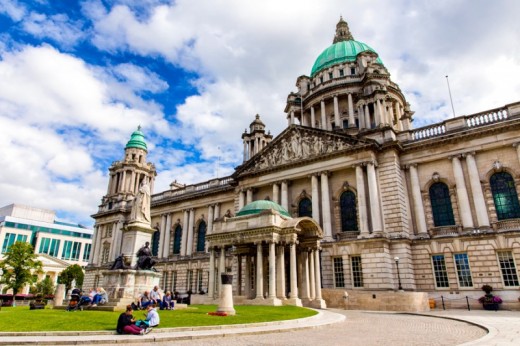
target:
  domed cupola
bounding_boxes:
[125,125,147,151]
[311,17,383,77]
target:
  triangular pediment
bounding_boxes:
[235,125,376,176]
[38,253,71,269]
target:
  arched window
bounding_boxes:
[196,221,207,252]
[173,225,182,255]
[298,198,312,217]
[151,229,160,256]
[429,182,455,226]
[490,172,520,220]
[340,191,358,232]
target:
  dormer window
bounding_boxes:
[339,69,344,77]
[351,67,356,75]
[328,72,333,79]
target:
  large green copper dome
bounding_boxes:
[125,126,147,151]
[236,200,291,218]
[310,40,382,77]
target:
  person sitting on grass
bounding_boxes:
[91,287,108,307]
[150,285,163,310]
[135,304,160,331]
[116,305,151,335]
[163,291,175,310]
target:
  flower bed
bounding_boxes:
[207,311,228,317]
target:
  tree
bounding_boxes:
[31,276,55,296]
[0,241,43,296]
[58,264,84,291]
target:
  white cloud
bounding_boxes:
[22,12,85,47]
[0,0,26,21]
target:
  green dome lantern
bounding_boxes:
[237,200,291,218]
[125,126,148,151]
[310,16,383,77]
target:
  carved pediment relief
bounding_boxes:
[237,126,372,175]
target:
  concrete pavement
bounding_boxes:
[0,308,518,345]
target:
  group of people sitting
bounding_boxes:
[80,287,108,307]
[133,286,175,311]
[116,303,160,335]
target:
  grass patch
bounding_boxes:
[0,305,317,332]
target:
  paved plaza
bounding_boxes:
[0,309,518,345]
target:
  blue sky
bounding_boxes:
[1,0,520,227]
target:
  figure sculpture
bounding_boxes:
[130,179,151,223]
[135,242,156,271]
[110,254,127,270]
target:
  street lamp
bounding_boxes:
[394,256,403,291]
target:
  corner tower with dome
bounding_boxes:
[86,17,520,312]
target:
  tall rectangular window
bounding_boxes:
[171,271,177,292]
[62,240,72,260]
[333,257,345,288]
[431,255,450,288]
[2,233,26,253]
[62,241,81,260]
[187,270,193,291]
[350,256,363,288]
[497,251,520,286]
[39,237,51,254]
[454,253,473,287]
[83,243,92,261]
[71,242,81,260]
[197,269,204,293]
[49,239,60,257]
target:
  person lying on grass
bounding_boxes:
[116,305,151,335]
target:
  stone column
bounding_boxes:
[514,143,520,164]
[246,188,253,205]
[244,255,251,298]
[465,152,490,228]
[290,111,295,125]
[207,205,214,234]
[355,164,369,236]
[239,190,245,210]
[320,172,332,239]
[120,171,126,192]
[281,180,289,211]
[301,250,310,300]
[365,104,371,129]
[409,164,428,235]
[367,162,383,233]
[289,242,298,299]
[309,249,315,299]
[181,210,189,256]
[163,213,172,257]
[268,241,276,299]
[451,155,474,229]
[237,254,242,295]
[92,226,102,265]
[333,95,340,128]
[208,247,216,299]
[358,105,365,129]
[320,100,327,130]
[348,93,355,127]
[311,174,320,224]
[388,103,395,128]
[255,242,264,299]
[314,248,322,300]
[158,214,167,258]
[310,106,316,128]
[272,183,280,204]
[187,209,195,256]
[109,222,118,261]
[218,247,226,297]
[276,245,285,299]
[243,142,248,161]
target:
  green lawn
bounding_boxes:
[0,305,317,332]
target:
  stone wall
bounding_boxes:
[322,288,430,312]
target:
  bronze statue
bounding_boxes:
[135,242,156,271]
[110,254,127,270]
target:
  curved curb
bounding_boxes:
[0,309,346,345]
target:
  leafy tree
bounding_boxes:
[58,264,84,291]
[32,276,56,296]
[0,241,43,296]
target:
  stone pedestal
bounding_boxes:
[53,284,66,306]
[102,269,161,309]
[121,221,155,267]
[217,274,236,315]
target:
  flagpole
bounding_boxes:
[446,75,456,118]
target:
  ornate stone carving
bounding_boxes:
[492,160,503,172]
[432,172,440,182]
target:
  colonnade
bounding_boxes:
[243,136,269,161]
[207,242,323,304]
[406,152,491,234]
[288,94,408,132]
[107,170,153,196]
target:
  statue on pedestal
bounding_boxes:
[130,178,151,223]
[110,254,127,270]
[135,242,156,271]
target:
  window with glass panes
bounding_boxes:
[340,191,358,231]
[298,198,312,217]
[431,255,450,288]
[429,182,455,226]
[454,253,473,287]
[2,233,27,253]
[333,257,345,288]
[350,256,363,287]
[173,225,182,254]
[497,251,519,286]
[39,237,61,257]
[196,221,206,252]
[82,243,91,261]
[490,172,520,220]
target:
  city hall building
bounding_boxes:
[86,18,520,309]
